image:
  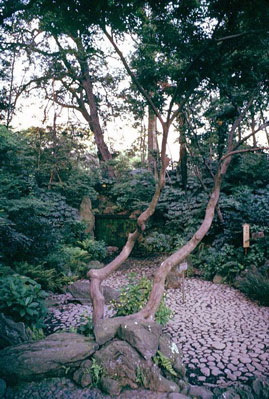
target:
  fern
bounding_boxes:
[153,350,177,377]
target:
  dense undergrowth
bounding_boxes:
[0,125,268,331]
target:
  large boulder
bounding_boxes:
[188,385,213,399]
[94,316,126,345]
[67,280,120,305]
[94,339,179,395]
[79,196,95,236]
[0,332,98,383]
[0,313,32,348]
[159,334,186,378]
[72,359,92,388]
[118,320,161,360]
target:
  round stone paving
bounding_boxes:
[163,278,269,386]
[44,260,269,387]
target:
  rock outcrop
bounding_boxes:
[0,332,98,383]
[67,280,120,304]
[0,313,32,349]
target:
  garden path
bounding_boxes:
[44,258,269,388]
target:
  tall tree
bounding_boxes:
[2,0,268,324]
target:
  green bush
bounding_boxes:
[77,239,107,261]
[111,169,155,212]
[140,231,173,254]
[192,244,245,282]
[0,274,48,328]
[235,265,269,306]
[13,261,74,292]
[60,246,90,278]
[57,240,107,279]
[111,274,172,325]
[76,313,94,337]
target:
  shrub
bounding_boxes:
[235,265,269,306]
[111,169,155,212]
[60,246,90,278]
[0,274,47,328]
[192,244,245,282]
[13,261,74,292]
[77,239,107,261]
[111,274,172,325]
[76,314,94,337]
[139,231,173,254]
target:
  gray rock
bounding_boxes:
[213,274,224,284]
[189,385,213,399]
[0,313,32,348]
[0,378,6,397]
[87,261,105,270]
[168,393,191,399]
[0,332,98,383]
[142,363,179,393]
[94,339,141,392]
[218,389,241,399]
[101,375,121,396]
[72,359,92,387]
[158,334,186,377]
[118,320,161,359]
[94,339,179,394]
[94,316,126,345]
[211,341,225,350]
[67,280,119,304]
[79,196,95,236]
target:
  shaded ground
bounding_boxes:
[44,257,269,388]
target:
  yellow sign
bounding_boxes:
[243,224,250,248]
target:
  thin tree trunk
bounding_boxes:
[81,73,115,178]
[131,96,256,321]
[88,123,170,324]
[251,115,257,147]
[148,107,158,174]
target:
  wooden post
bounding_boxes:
[178,261,188,303]
[243,223,250,255]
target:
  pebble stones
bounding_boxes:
[44,258,269,388]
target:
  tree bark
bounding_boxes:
[131,97,256,321]
[88,121,170,324]
[148,108,158,174]
[88,181,164,324]
[80,65,115,178]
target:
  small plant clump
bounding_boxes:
[153,350,177,377]
[0,274,48,328]
[111,274,173,325]
[235,265,269,306]
[76,313,94,336]
[90,359,104,387]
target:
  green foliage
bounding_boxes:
[112,275,172,325]
[138,232,187,256]
[57,245,90,278]
[140,231,173,254]
[56,169,98,209]
[135,366,146,386]
[77,239,107,262]
[13,261,74,291]
[76,313,94,337]
[235,265,269,306]
[192,244,245,281]
[111,169,155,211]
[157,180,208,238]
[0,274,47,328]
[153,351,177,377]
[90,359,104,387]
[30,327,46,341]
